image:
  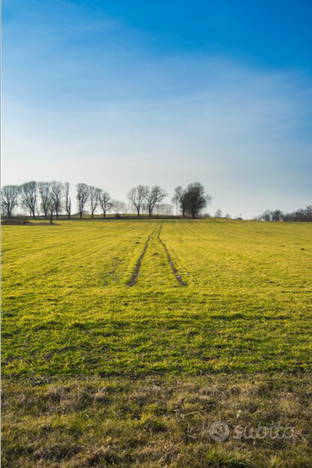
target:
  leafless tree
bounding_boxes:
[112,200,126,215]
[172,186,188,217]
[64,182,71,219]
[76,183,89,218]
[127,185,149,216]
[271,210,284,221]
[38,182,51,219]
[146,186,167,216]
[99,191,113,217]
[154,203,173,216]
[215,209,222,218]
[20,181,37,218]
[1,185,20,218]
[46,192,57,224]
[261,210,271,221]
[89,186,101,218]
[50,182,64,219]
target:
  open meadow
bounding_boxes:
[2,219,312,467]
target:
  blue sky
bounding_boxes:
[2,0,312,217]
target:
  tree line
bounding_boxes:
[256,206,312,222]
[1,181,212,221]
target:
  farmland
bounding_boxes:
[2,219,312,467]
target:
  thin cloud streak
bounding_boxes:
[2,0,312,217]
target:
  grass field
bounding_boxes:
[2,219,312,467]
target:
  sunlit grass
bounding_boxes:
[2,219,312,466]
[2,219,312,376]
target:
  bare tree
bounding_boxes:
[46,191,57,224]
[20,181,37,218]
[215,209,222,218]
[50,182,64,219]
[89,186,101,218]
[64,182,71,219]
[146,186,167,216]
[1,185,20,218]
[261,210,272,221]
[215,209,223,218]
[76,183,89,218]
[172,186,182,215]
[271,210,284,222]
[99,191,113,218]
[127,185,149,216]
[112,200,126,215]
[38,182,51,219]
[172,186,188,218]
[154,203,173,216]
[306,205,312,221]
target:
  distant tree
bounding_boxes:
[89,186,101,218]
[99,191,113,218]
[146,186,167,216]
[154,203,173,216]
[20,181,37,218]
[51,182,64,219]
[306,205,312,222]
[261,210,272,221]
[46,192,57,224]
[38,182,51,219]
[112,200,126,215]
[225,213,232,219]
[215,209,222,218]
[76,183,89,218]
[258,206,312,222]
[1,185,20,218]
[127,185,149,216]
[172,186,188,217]
[185,183,212,218]
[271,209,284,222]
[64,182,71,219]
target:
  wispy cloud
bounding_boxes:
[2,0,312,217]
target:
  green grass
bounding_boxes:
[2,219,312,376]
[2,219,312,466]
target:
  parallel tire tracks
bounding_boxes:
[158,223,187,287]
[126,224,159,286]
[126,222,187,287]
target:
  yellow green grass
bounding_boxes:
[2,219,312,467]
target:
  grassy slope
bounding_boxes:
[2,219,312,467]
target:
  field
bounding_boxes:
[2,219,312,467]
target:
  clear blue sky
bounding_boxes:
[2,0,312,217]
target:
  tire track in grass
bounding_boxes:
[158,223,187,286]
[126,223,160,286]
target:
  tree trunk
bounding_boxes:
[50,211,53,224]
[80,212,82,219]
